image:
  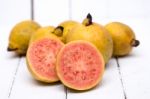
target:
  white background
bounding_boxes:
[0,0,150,99]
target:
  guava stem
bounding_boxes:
[53,26,64,37]
[7,47,18,51]
[82,13,93,26]
[87,13,92,24]
[131,39,140,47]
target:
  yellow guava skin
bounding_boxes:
[8,20,41,56]
[29,26,55,43]
[56,20,80,43]
[66,23,113,63]
[105,22,139,56]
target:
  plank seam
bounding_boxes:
[7,57,22,98]
[31,0,34,20]
[65,0,72,98]
[65,86,68,99]
[116,57,127,99]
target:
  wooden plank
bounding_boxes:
[117,19,150,99]
[0,0,31,99]
[9,57,66,99]
[8,0,69,99]
[34,0,69,98]
[68,0,124,99]
[108,0,150,18]
[0,27,20,99]
[34,0,70,26]
[0,0,31,27]
[67,59,124,99]
[71,0,108,22]
[6,1,66,99]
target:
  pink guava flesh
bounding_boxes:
[58,42,104,89]
[28,38,63,80]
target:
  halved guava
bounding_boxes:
[27,37,64,83]
[56,40,105,90]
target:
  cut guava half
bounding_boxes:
[56,40,105,90]
[27,37,64,83]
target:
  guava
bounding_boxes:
[53,20,80,43]
[26,31,64,83]
[7,20,41,56]
[105,22,140,56]
[66,14,113,63]
[56,40,105,90]
[30,26,55,43]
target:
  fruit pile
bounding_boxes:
[7,13,139,91]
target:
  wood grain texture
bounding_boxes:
[0,0,30,99]
[67,59,124,99]
[116,19,150,99]
[9,57,66,99]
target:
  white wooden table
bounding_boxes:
[0,0,150,99]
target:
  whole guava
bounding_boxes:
[105,22,140,56]
[66,14,113,63]
[7,20,41,56]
